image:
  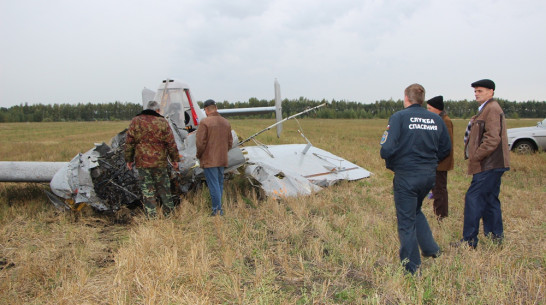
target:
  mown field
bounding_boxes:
[0,118,544,304]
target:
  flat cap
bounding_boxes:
[471,79,495,90]
[427,95,444,111]
[203,99,216,108]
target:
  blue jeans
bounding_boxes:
[393,171,440,274]
[463,168,508,247]
[204,167,225,214]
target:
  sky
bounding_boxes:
[1,0,545,108]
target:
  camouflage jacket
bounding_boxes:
[124,110,180,168]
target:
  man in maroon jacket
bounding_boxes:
[426,95,454,220]
[196,99,233,216]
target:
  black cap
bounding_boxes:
[427,95,444,111]
[203,99,216,108]
[471,79,495,90]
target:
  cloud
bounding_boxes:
[1,0,545,107]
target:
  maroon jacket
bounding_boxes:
[437,112,454,171]
[195,111,233,168]
[464,100,510,175]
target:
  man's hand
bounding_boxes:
[127,162,134,170]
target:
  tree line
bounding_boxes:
[0,102,143,122]
[217,98,545,119]
[1,98,544,123]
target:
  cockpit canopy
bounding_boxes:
[142,79,205,129]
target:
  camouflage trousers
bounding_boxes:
[136,168,174,216]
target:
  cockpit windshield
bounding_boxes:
[156,87,189,127]
[151,80,203,129]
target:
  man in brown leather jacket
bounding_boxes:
[196,99,233,216]
[460,79,510,248]
[426,96,454,220]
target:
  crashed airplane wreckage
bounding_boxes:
[0,79,371,212]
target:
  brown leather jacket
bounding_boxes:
[195,111,233,168]
[437,112,454,171]
[464,100,510,175]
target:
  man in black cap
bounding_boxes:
[196,99,233,216]
[426,96,454,220]
[458,79,510,248]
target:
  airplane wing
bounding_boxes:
[242,144,371,198]
[218,107,277,116]
[0,162,67,182]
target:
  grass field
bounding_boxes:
[0,118,544,304]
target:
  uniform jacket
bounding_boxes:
[196,111,233,168]
[124,110,180,168]
[464,100,510,175]
[380,104,451,173]
[437,112,454,171]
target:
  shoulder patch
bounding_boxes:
[380,130,388,144]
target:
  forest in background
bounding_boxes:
[1,97,544,122]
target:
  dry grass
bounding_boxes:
[0,118,544,304]
[0,121,129,161]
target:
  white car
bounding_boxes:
[507,118,546,153]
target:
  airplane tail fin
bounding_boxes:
[274,79,283,138]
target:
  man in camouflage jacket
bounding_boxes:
[125,100,180,217]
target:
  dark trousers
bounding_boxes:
[432,170,448,218]
[393,171,440,274]
[463,168,507,247]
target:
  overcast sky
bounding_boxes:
[1,0,545,108]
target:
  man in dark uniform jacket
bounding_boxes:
[426,96,454,220]
[459,79,510,248]
[380,84,451,274]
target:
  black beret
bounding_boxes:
[471,79,495,90]
[427,95,444,111]
[203,99,216,108]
